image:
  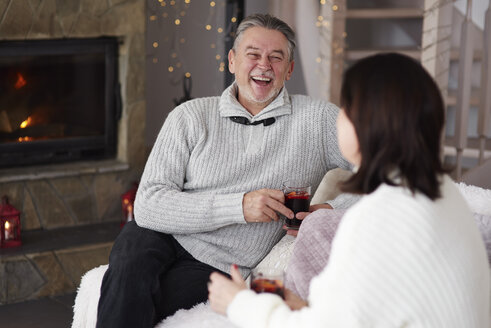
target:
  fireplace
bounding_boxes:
[0,37,120,168]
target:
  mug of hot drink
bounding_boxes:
[250,267,285,299]
[283,181,311,230]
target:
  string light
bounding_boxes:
[332,5,338,11]
[148,0,237,89]
[320,0,326,4]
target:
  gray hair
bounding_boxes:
[232,14,296,62]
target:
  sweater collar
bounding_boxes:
[218,82,292,122]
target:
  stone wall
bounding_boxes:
[0,0,146,230]
[0,0,146,304]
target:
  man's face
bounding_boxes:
[228,26,294,115]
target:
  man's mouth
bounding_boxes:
[251,76,272,86]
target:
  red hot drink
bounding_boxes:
[284,190,311,229]
[251,278,285,299]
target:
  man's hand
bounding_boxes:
[208,264,247,315]
[284,288,308,310]
[243,189,293,223]
[282,203,333,236]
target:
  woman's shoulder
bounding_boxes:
[344,176,472,234]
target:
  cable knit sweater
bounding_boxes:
[134,84,351,276]
[227,175,491,328]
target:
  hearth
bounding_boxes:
[0,37,120,168]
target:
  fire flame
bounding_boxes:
[20,116,32,129]
[5,221,10,229]
[14,73,27,90]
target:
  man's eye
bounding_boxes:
[270,56,282,62]
[247,53,260,58]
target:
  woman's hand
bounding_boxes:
[208,264,247,315]
[284,288,308,310]
[282,203,333,236]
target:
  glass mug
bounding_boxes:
[250,267,285,299]
[283,181,311,230]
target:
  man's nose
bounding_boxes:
[257,56,271,69]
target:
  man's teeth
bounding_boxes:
[252,76,271,82]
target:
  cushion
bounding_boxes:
[284,209,345,299]
[474,213,491,265]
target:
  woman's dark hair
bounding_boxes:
[339,53,448,200]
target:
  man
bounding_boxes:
[96,13,351,328]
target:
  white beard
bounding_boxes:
[240,81,281,108]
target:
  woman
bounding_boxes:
[207,53,490,327]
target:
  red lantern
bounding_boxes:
[0,195,22,248]
[121,183,138,228]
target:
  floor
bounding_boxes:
[0,293,76,328]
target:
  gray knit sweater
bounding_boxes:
[134,83,351,276]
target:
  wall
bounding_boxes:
[0,0,147,304]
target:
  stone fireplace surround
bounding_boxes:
[0,0,146,304]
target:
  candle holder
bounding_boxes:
[121,183,138,228]
[0,195,22,248]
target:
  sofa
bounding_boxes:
[72,169,491,328]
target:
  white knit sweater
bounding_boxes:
[134,84,351,275]
[227,175,491,327]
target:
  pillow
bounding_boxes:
[456,182,491,216]
[284,209,345,300]
[474,213,491,266]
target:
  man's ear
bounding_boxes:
[285,60,294,81]
[228,49,236,74]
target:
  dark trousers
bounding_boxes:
[96,220,227,328]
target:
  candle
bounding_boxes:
[127,205,133,222]
[4,221,11,240]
